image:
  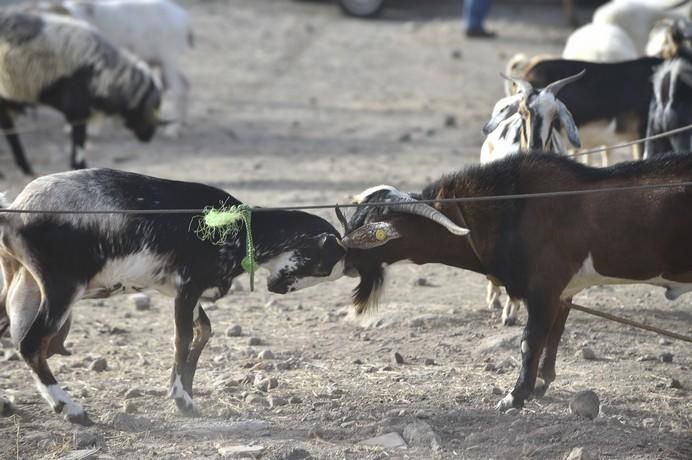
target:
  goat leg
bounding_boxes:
[0,109,33,176]
[179,304,212,399]
[168,289,199,414]
[534,301,571,397]
[69,117,88,170]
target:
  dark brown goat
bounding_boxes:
[337,153,692,411]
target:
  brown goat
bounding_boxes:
[337,153,692,411]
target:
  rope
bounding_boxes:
[569,302,692,344]
[1,180,692,215]
[567,123,692,158]
[0,118,90,136]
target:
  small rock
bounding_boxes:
[352,358,363,365]
[403,420,441,450]
[130,293,150,311]
[638,354,657,362]
[230,279,244,292]
[579,347,597,360]
[399,132,412,143]
[248,336,263,346]
[258,349,275,360]
[492,386,504,395]
[218,445,265,458]
[504,408,519,416]
[359,432,407,449]
[380,365,394,371]
[413,277,432,287]
[569,390,600,420]
[268,395,287,408]
[563,447,595,460]
[73,430,100,448]
[424,358,436,366]
[282,448,313,460]
[658,338,672,345]
[483,363,496,372]
[3,349,20,361]
[218,406,241,418]
[669,378,683,389]
[123,388,143,399]
[1,397,14,416]
[642,417,657,428]
[450,50,462,60]
[225,325,242,337]
[659,352,674,363]
[123,400,139,414]
[245,394,268,406]
[289,396,302,404]
[392,352,404,365]
[88,358,108,372]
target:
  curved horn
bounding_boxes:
[500,73,533,94]
[543,69,586,96]
[385,190,469,236]
[334,204,350,235]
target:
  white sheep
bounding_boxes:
[60,0,192,137]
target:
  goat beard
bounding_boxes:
[352,262,385,315]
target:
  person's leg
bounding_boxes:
[464,0,495,37]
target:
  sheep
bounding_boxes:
[0,168,345,425]
[335,152,692,412]
[0,11,163,176]
[481,72,583,325]
[594,0,691,55]
[562,22,638,62]
[644,51,692,158]
[58,0,193,138]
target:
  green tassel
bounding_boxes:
[191,203,256,291]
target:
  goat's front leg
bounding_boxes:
[168,290,199,414]
[0,109,33,176]
[69,118,88,170]
[179,304,212,400]
[496,289,560,411]
[534,301,571,397]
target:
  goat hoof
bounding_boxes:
[174,398,196,415]
[502,316,517,327]
[533,381,550,398]
[65,411,94,426]
[495,393,521,412]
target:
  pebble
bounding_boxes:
[254,376,279,392]
[658,338,672,345]
[267,395,287,408]
[483,362,496,372]
[282,448,312,460]
[359,432,407,448]
[659,352,674,363]
[669,378,683,389]
[73,430,100,448]
[1,397,14,416]
[413,277,433,287]
[638,354,657,362]
[642,417,657,429]
[245,394,268,406]
[88,358,108,372]
[225,325,242,337]
[504,408,519,416]
[218,407,241,418]
[399,132,412,143]
[123,401,139,414]
[569,390,600,420]
[248,336,263,346]
[403,420,441,450]
[381,365,394,371]
[230,279,244,292]
[124,388,143,399]
[3,349,20,361]
[352,358,363,365]
[392,352,404,365]
[563,447,595,460]
[258,349,275,360]
[218,445,265,458]
[289,396,302,404]
[579,347,597,360]
[424,358,436,366]
[130,293,150,311]
[450,50,463,61]
[491,386,504,395]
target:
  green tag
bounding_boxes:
[241,255,256,273]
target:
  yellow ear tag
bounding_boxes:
[375,229,387,241]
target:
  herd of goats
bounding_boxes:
[0,0,691,429]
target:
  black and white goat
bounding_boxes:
[335,152,692,412]
[0,11,163,176]
[644,50,692,157]
[0,169,344,424]
[481,71,583,326]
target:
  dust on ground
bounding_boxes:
[0,1,690,459]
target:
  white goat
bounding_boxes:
[481,72,584,325]
[562,22,638,62]
[60,0,193,137]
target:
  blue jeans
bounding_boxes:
[464,0,493,31]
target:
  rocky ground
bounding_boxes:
[0,1,690,459]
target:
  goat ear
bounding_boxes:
[341,222,402,250]
[482,99,519,135]
[557,101,581,148]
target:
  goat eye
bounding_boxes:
[374,229,387,241]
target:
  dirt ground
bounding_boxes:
[0,0,691,459]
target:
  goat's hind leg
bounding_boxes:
[534,301,571,397]
[168,289,201,414]
[179,304,211,401]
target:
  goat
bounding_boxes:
[58,0,193,138]
[644,50,692,157]
[506,55,664,164]
[0,11,163,176]
[481,72,583,326]
[0,168,345,425]
[335,152,692,412]
[562,22,638,62]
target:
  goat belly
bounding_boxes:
[84,249,177,298]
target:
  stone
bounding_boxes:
[359,432,407,448]
[579,347,597,360]
[638,354,657,362]
[218,445,265,458]
[491,386,504,395]
[563,447,595,460]
[282,448,313,460]
[569,390,600,420]
[123,401,139,414]
[403,420,441,450]
[399,132,412,143]
[424,358,436,366]
[392,351,404,364]
[248,336,263,346]
[289,396,302,404]
[218,407,241,418]
[73,429,100,448]
[245,394,268,406]
[130,293,150,311]
[450,50,462,60]
[642,417,657,428]
[413,277,433,287]
[225,325,242,337]
[268,395,287,408]
[88,358,108,372]
[1,397,14,416]
[258,349,275,360]
[659,352,674,363]
[669,378,683,389]
[658,338,672,345]
[124,388,143,399]
[352,359,363,365]
[483,362,496,371]
[230,279,244,292]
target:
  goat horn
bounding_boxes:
[500,73,533,94]
[334,204,350,235]
[385,190,469,236]
[543,69,586,96]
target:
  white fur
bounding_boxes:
[62,0,192,132]
[352,185,399,204]
[168,374,193,407]
[287,259,345,292]
[262,251,299,277]
[86,248,175,297]
[562,22,638,62]
[495,393,515,412]
[36,382,85,416]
